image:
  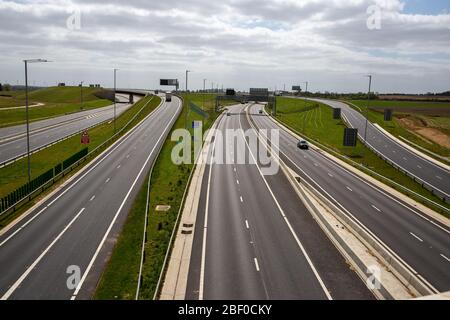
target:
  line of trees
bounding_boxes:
[0,83,12,91]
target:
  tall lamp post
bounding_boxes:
[203,78,207,110]
[304,81,309,95]
[364,75,372,143]
[24,58,50,184]
[114,68,119,133]
[80,81,84,111]
[185,70,191,92]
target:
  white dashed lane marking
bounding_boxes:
[371,205,381,212]
[254,258,260,272]
[410,232,424,243]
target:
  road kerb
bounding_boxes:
[0,96,164,238]
[159,114,221,300]
[267,110,450,228]
[373,123,450,171]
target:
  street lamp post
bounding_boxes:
[23,59,50,184]
[185,70,191,92]
[364,75,372,144]
[80,81,84,111]
[203,78,207,110]
[114,68,118,133]
[304,81,309,95]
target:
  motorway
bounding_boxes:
[0,94,141,165]
[185,104,374,300]
[0,95,182,299]
[249,104,450,293]
[306,98,450,200]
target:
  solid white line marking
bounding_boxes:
[314,163,319,166]
[371,205,381,212]
[0,207,47,248]
[105,178,111,183]
[71,99,181,300]
[117,165,121,169]
[89,195,96,202]
[346,186,353,192]
[1,208,85,300]
[199,125,220,301]
[440,254,450,262]
[236,180,240,185]
[241,111,332,300]
[240,196,244,203]
[417,165,422,169]
[436,176,442,180]
[254,258,260,272]
[410,232,424,243]
[245,220,249,229]
[234,167,236,172]
[328,173,333,177]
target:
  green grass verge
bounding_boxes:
[273,97,450,217]
[347,100,450,158]
[94,93,226,300]
[0,87,113,127]
[0,95,161,229]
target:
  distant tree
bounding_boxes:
[3,83,11,91]
[0,83,3,91]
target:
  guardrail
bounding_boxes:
[0,91,148,169]
[0,94,154,219]
[250,107,437,298]
[267,107,450,215]
[340,113,449,204]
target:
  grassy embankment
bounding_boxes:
[94,94,238,300]
[346,99,450,158]
[272,97,450,216]
[0,86,113,127]
[0,95,161,228]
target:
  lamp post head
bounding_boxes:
[24,59,51,64]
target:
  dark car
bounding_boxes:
[227,112,231,116]
[297,140,309,150]
[259,110,263,114]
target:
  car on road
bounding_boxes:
[297,140,309,150]
[227,112,231,116]
[259,110,263,114]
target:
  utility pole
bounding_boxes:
[203,78,207,110]
[305,81,309,95]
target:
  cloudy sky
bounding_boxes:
[0,0,449,93]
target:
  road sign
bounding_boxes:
[333,108,341,119]
[226,89,235,96]
[292,86,301,91]
[160,79,178,86]
[249,88,269,96]
[81,131,90,145]
[343,128,358,147]
[384,109,393,121]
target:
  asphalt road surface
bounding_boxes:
[186,104,374,300]
[0,96,182,300]
[249,104,450,293]
[0,94,141,165]
[306,98,450,201]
